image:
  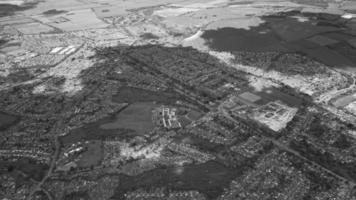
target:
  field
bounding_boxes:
[92,5,127,19]
[0,1,37,17]
[206,17,264,30]
[42,9,67,16]
[201,26,288,52]
[269,17,339,42]
[60,101,160,145]
[201,13,342,52]
[76,140,103,168]
[186,109,203,121]
[60,125,137,145]
[34,9,108,31]
[239,92,261,103]
[100,102,156,135]
[113,86,181,105]
[301,46,355,69]
[254,88,302,107]
[177,108,203,127]
[306,35,338,46]
[113,161,241,199]
[0,16,34,26]
[0,159,49,181]
[237,87,302,108]
[193,10,356,71]
[0,1,24,5]
[0,112,19,130]
[13,22,55,34]
[333,95,356,108]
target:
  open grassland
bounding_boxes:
[100,102,156,135]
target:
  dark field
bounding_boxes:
[76,140,103,168]
[202,11,356,71]
[113,161,240,199]
[300,46,355,69]
[328,43,356,66]
[201,27,288,52]
[0,2,37,17]
[4,70,35,83]
[227,1,253,6]
[60,118,138,145]
[322,32,355,42]
[176,134,225,154]
[269,18,339,42]
[59,105,140,145]
[140,33,159,40]
[113,86,181,105]
[0,112,19,130]
[42,9,67,15]
[0,159,49,181]
[63,191,90,200]
[238,86,302,108]
[100,102,156,135]
[61,101,165,145]
[254,88,302,107]
[290,0,329,8]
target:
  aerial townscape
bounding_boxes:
[1,0,356,199]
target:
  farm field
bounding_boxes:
[13,22,55,34]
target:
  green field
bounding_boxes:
[60,102,157,145]
[100,102,156,135]
[76,140,103,168]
